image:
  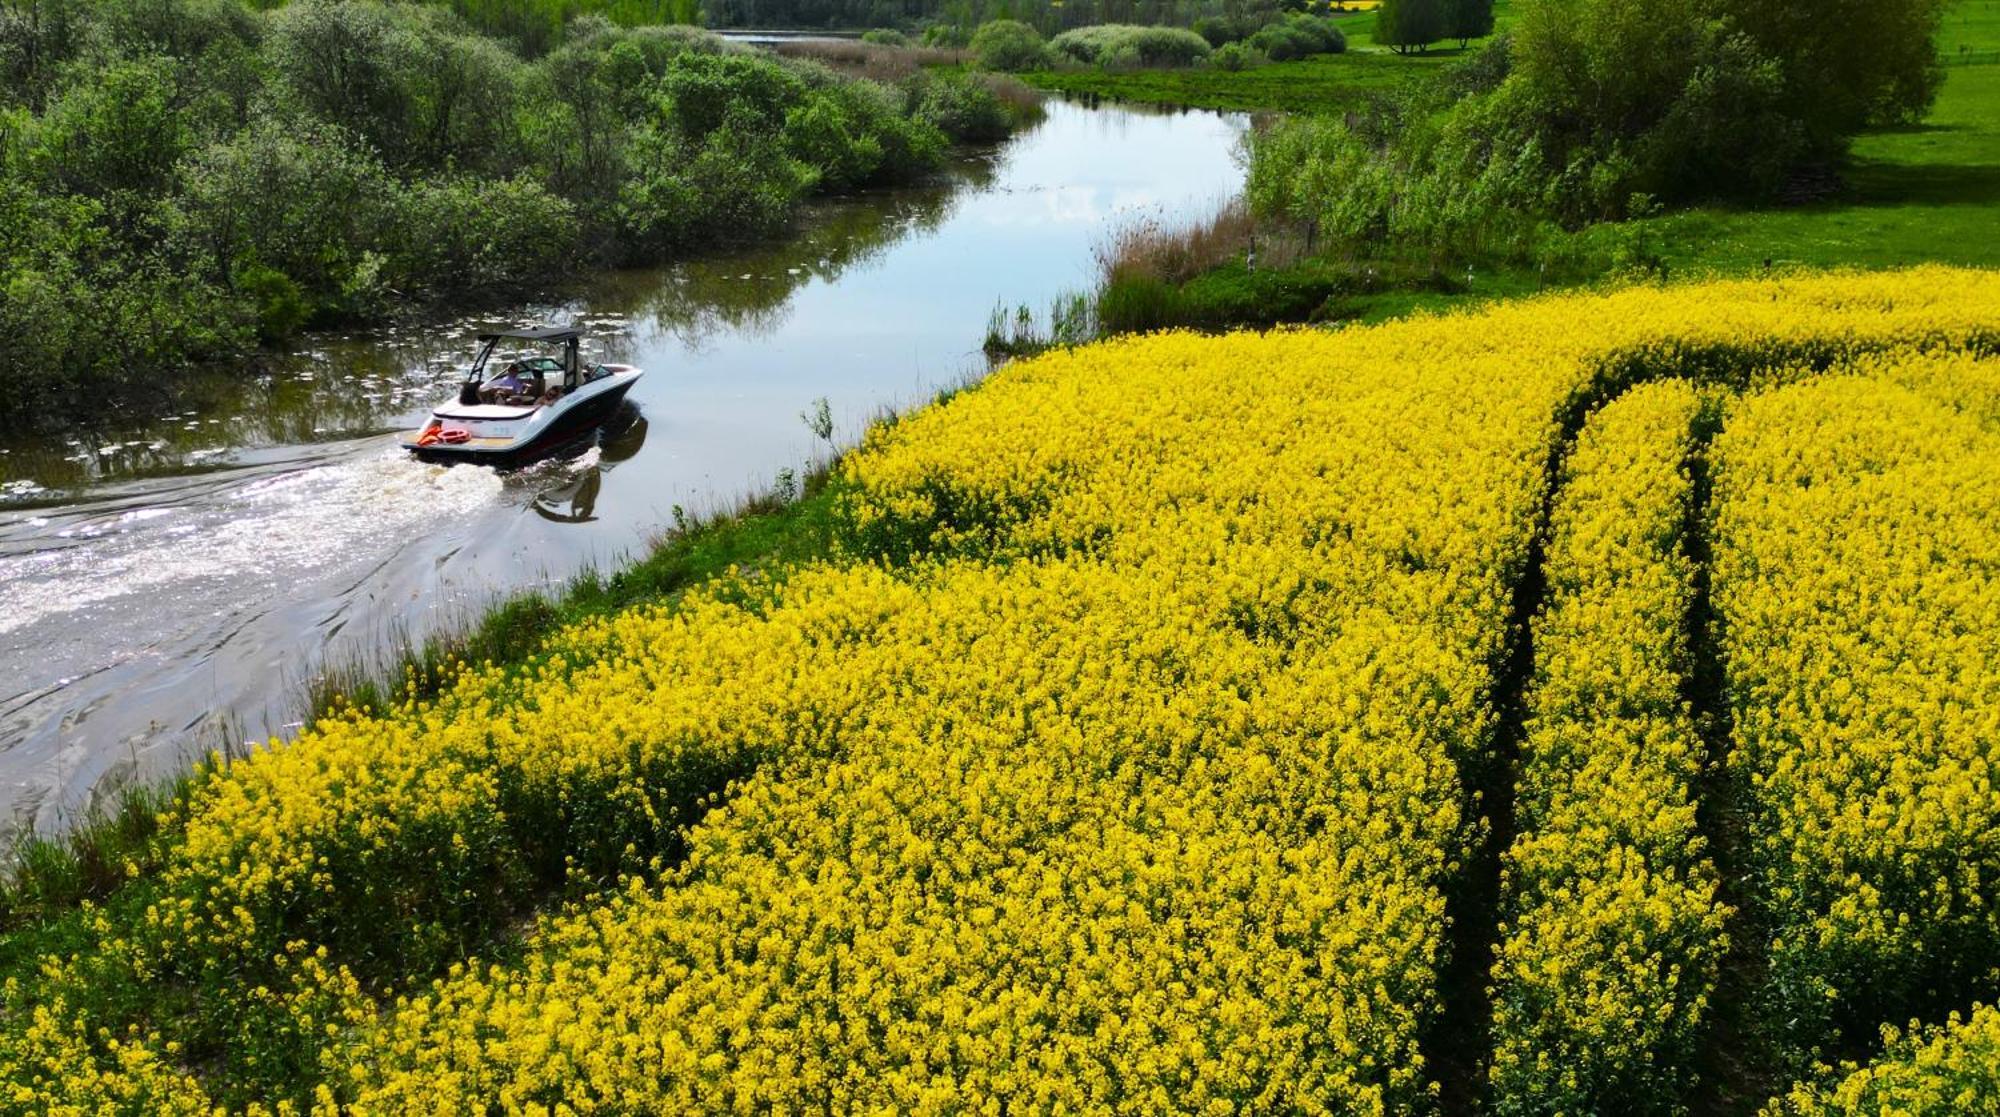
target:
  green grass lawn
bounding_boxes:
[1018,48,1456,113]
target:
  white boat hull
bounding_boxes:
[402,367,642,462]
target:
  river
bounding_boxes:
[0,98,1246,845]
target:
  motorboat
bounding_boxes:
[401,326,642,463]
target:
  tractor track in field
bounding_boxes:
[1426,376,1632,1115]
[1681,397,1779,1116]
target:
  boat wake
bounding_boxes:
[0,443,503,639]
[0,438,510,839]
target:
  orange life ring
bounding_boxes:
[416,425,471,447]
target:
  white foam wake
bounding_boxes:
[0,449,503,638]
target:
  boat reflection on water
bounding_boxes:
[526,401,649,524]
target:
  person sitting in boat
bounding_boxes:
[482,361,544,405]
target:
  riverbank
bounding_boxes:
[0,379,929,1110]
[0,98,1249,855]
[2,452,851,922]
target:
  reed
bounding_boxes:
[773,39,969,82]
[1094,199,1317,287]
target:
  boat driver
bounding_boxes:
[483,361,544,405]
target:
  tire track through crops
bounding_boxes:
[1471,351,2000,1113]
[1428,372,1635,1113]
[1682,396,1775,1116]
[1447,373,1743,1114]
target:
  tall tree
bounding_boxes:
[1443,0,1492,48]
[1375,0,1444,54]
[1715,0,1950,141]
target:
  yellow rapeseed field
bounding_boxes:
[1765,1004,2000,1115]
[4,268,2000,1114]
[1712,356,2000,1065]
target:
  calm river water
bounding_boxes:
[0,98,1246,843]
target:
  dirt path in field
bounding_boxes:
[1678,401,1781,1116]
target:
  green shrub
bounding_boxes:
[1210,42,1262,71]
[1049,24,1211,69]
[1192,15,1245,47]
[1443,0,1495,47]
[1727,0,1951,136]
[1095,261,1347,335]
[969,19,1046,72]
[620,103,810,251]
[657,50,807,140]
[267,0,528,173]
[1173,262,1346,326]
[25,57,192,204]
[860,28,908,46]
[389,176,580,296]
[175,117,400,319]
[1246,15,1346,62]
[919,23,969,49]
[911,71,1011,143]
[265,0,425,163]
[786,78,946,190]
[784,92,888,192]
[1095,272,1180,333]
[237,265,310,341]
[0,176,249,417]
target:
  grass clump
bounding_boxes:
[0,782,189,931]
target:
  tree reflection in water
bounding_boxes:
[0,145,999,496]
[605,150,1000,349]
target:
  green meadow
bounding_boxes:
[1657,1,2000,273]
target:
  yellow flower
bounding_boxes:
[13,267,2000,1112]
